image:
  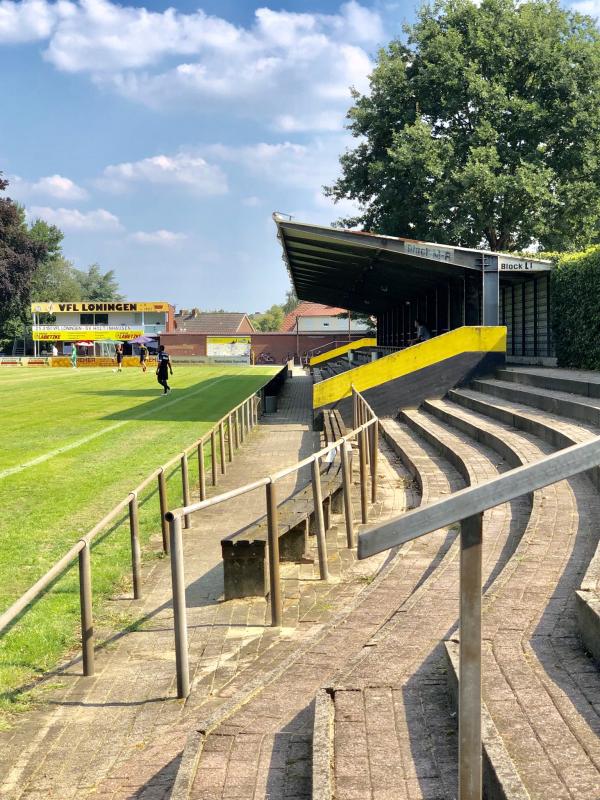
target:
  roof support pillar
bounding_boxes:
[482,256,499,326]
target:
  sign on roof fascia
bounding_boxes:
[277,219,552,274]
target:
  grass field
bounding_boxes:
[0,364,278,724]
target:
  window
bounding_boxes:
[80,313,109,325]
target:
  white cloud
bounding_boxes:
[98,153,227,195]
[0,0,382,133]
[9,172,87,201]
[0,0,62,43]
[131,229,187,245]
[28,205,121,231]
[208,136,353,191]
[242,195,261,207]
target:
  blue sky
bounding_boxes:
[0,0,590,311]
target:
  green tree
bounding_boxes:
[0,177,47,343]
[327,0,600,252]
[75,264,123,301]
[252,304,285,332]
[282,289,299,315]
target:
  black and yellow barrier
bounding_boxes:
[313,326,506,414]
[309,337,376,367]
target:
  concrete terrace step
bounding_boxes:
[180,442,431,800]
[423,396,600,797]
[450,385,600,673]
[472,376,600,427]
[498,366,600,398]
[321,415,528,799]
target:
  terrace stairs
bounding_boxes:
[181,366,600,799]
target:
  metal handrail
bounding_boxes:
[357,433,600,800]
[0,383,266,679]
[359,435,600,558]
[165,387,380,698]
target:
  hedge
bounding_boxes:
[551,246,600,370]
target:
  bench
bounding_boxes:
[221,410,348,600]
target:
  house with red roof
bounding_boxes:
[281,302,372,333]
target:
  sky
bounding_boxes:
[0,0,592,312]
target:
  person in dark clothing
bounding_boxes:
[116,344,124,372]
[139,343,148,373]
[156,344,173,394]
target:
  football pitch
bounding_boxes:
[0,364,278,721]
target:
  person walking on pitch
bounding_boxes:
[116,345,124,372]
[156,345,173,394]
[139,343,148,373]
[70,344,77,369]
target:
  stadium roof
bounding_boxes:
[281,302,348,332]
[174,311,254,334]
[273,215,552,315]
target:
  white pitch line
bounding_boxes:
[0,376,228,480]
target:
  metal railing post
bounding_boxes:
[266,480,283,627]
[311,458,330,580]
[341,439,355,548]
[352,389,357,429]
[78,542,94,676]
[211,430,218,486]
[459,513,483,800]
[169,514,190,698]
[181,454,191,529]
[359,428,369,524]
[370,422,379,505]
[238,406,244,444]
[219,422,226,475]
[198,441,206,501]
[227,415,234,462]
[158,468,169,554]
[128,492,142,599]
[235,408,240,448]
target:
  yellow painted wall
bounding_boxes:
[309,337,377,366]
[51,356,158,368]
[313,326,507,408]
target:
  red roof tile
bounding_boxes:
[281,302,348,332]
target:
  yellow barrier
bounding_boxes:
[309,337,377,366]
[51,356,158,368]
[313,326,507,408]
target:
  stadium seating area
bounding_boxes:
[182,364,600,799]
[313,365,600,798]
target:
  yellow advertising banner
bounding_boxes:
[33,329,144,341]
[31,301,170,313]
[207,336,252,345]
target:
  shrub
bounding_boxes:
[551,246,600,369]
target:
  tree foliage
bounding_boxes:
[0,176,47,336]
[251,304,285,332]
[327,0,600,252]
[0,176,123,346]
[74,264,122,301]
[250,289,298,331]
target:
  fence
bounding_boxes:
[0,389,263,679]
[164,388,380,699]
[358,434,600,800]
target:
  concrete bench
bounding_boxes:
[221,410,347,600]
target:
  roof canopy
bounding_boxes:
[274,216,552,315]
